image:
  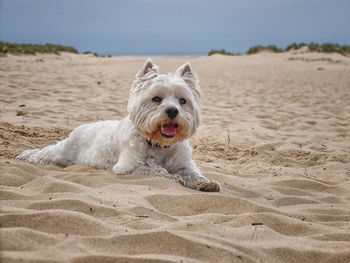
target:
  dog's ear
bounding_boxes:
[177,62,193,76]
[136,58,159,78]
[176,62,200,94]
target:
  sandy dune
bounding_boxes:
[1,52,350,262]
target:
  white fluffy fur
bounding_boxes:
[16,59,220,192]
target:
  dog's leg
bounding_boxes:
[174,160,221,192]
[112,149,140,174]
[112,148,182,183]
[16,138,73,166]
[132,162,183,184]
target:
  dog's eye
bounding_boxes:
[179,98,186,105]
[152,96,162,103]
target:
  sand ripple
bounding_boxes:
[1,53,350,262]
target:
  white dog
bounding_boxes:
[16,59,220,192]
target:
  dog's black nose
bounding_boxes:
[165,107,179,120]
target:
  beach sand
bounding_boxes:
[1,52,350,262]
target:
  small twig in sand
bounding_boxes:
[251,223,263,240]
[227,128,231,145]
[251,226,257,240]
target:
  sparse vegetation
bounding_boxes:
[314,43,350,55]
[0,42,78,55]
[247,45,283,55]
[285,42,308,51]
[208,49,240,56]
[83,51,99,57]
[0,42,112,57]
[288,57,341,64]
[286,42,350,55]
[247,43,350,56]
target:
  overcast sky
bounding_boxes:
[1,0,349,55]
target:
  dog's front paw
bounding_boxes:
[172,174,185,186]
[195,180,221,192]
[112,162,134,175]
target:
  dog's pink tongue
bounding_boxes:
[163,124,177,136]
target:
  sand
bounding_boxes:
[1,51,350,263]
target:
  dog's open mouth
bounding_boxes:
[160,123,179,138]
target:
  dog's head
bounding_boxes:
[128,58,202,147]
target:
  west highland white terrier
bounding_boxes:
[16,59,220,191]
